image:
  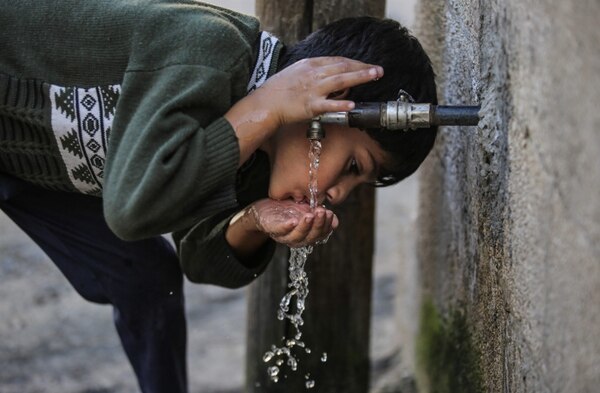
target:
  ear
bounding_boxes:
[327,88,350,100]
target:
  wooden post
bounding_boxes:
[247,1,384,392]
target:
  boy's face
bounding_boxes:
[266,123,386,206]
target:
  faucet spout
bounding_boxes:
[306,119,326,140]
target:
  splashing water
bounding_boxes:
[262,139,324,389]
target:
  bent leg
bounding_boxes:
[0,174,188,393]
[107,235,188,393]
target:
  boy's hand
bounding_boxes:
[251,199,339,247]
[255,57,384,126]
[225,198,338,260]
[250,198,339,248]
[225,56,382,167]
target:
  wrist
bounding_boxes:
[229,206,261,233]
[226,206,269,260]
[224,93,280,166]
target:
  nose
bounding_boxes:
[325,183,352,206]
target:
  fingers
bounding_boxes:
[310,60,383,114]
[320,66,383,95]
[311,59,376,79]
[276,208,337,247]
[289,212,316,241]
[331,212,339,230]
[309,59,383,96]
[305,56,378,70]
[312,98,356,114]
[273,217,300,237]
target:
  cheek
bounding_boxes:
[315,167,338,191]
[268,155,311,199]
[315,151,346,189]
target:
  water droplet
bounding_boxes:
[262,351,274,362]
[268,366,279,378]
[305,348,311,354]
[288,357,298,371]
[306,380,315,389]
[321,352,327,362]
[169,291,173,295]
[276,359,283,366]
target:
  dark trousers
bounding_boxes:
[0,174,188,393]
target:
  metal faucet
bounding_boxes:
[306,100,481,141]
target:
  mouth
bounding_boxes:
[293,196,310,204]
[292,195,330,209]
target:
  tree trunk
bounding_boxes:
[247,1,384,392]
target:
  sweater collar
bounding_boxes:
[247,31,282,92]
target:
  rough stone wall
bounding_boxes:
[413,0,600,392]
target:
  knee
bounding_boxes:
[123,237,183,292]
[112,285,186,339]
[70,277,111,304]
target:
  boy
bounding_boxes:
[0,1,436,392]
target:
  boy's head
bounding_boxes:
[279,16,437,187]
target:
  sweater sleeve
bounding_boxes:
[173,211,276,288]
[103,63,246,240]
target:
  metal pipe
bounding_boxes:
[310,102,481,140]
[431,105,480,126]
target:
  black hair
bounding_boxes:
[279,17,437,186]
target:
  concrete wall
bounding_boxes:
[412,0,600,391]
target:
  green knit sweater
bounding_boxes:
[0,0,283,288]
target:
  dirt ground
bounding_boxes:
[0,176,417,393]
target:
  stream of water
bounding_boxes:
[261,139,327,389]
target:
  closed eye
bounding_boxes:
[348,158,360,175]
